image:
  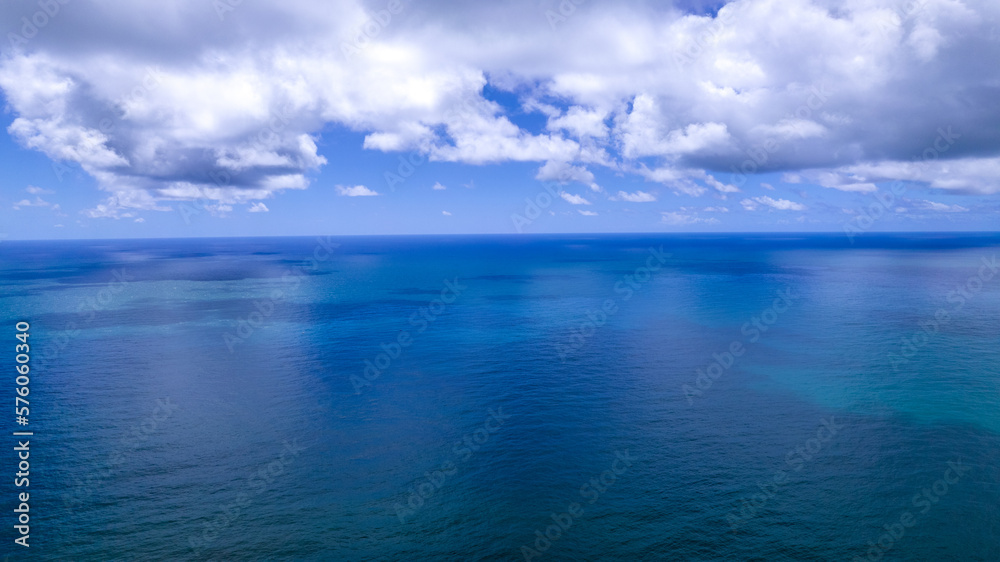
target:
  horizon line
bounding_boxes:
[3,230,1000,243]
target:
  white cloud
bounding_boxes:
[547,107,609,139]
[751,119,827,141]
[82,190,171,219]
[578,210,598,216]
[537,160,601,191]
[810,172,877,192]
[0,0,998,216]
[432,182,447,190]
[560,191,592,205]
[636,166,708,197]
[760,183,775,190]
[12,197,50,210]
[702,173,740,193]
[442,210,452,215]
[206,204,233,216]
[661,211,719,225]
[613,190,656,202]
[619,102,732,159]
[840,157,1000,195]
[835,183,878,193]
[248,202,269,212]
[741,196,807,211]
[704,206,730,212]
[336,184,379,197]
[26,185,53,194]
[913,200,969,212]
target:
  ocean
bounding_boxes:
[1,233,998,560]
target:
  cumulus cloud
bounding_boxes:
[442,210,451,215]
[618,98,733,159]
[546,106,609,139]
[336,184,379,197]
[578,209,598,216]
[432,182,447,190]
[0,0,999,216]
[248,202,269,212]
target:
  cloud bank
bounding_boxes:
[2,0,999,218]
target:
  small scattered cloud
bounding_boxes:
[134,217,145,223]
[442,210,452,215]
[26,186,53,195]
[432,182,447,190]
[703,206,730,212]
[661,211,719,225]
[613,190,657,202]
[809,172,877,193]
[835,183,877,193]
[336,185,379,197]
[82,191,171,219]
[560,191,592,205]
[760,183,775,190]
[248,202,270,212]
[703,174,740,193]
[12,197,51,210]
[741,196,807,211]
[202,204,233,217]
[578,210,598,216]
[913,200,969,212]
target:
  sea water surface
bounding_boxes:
[1,234,999,560]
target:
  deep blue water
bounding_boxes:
[1,234,999,561]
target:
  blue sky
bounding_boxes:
[1,0,998,240]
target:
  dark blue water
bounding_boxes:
[1,234,999,560]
